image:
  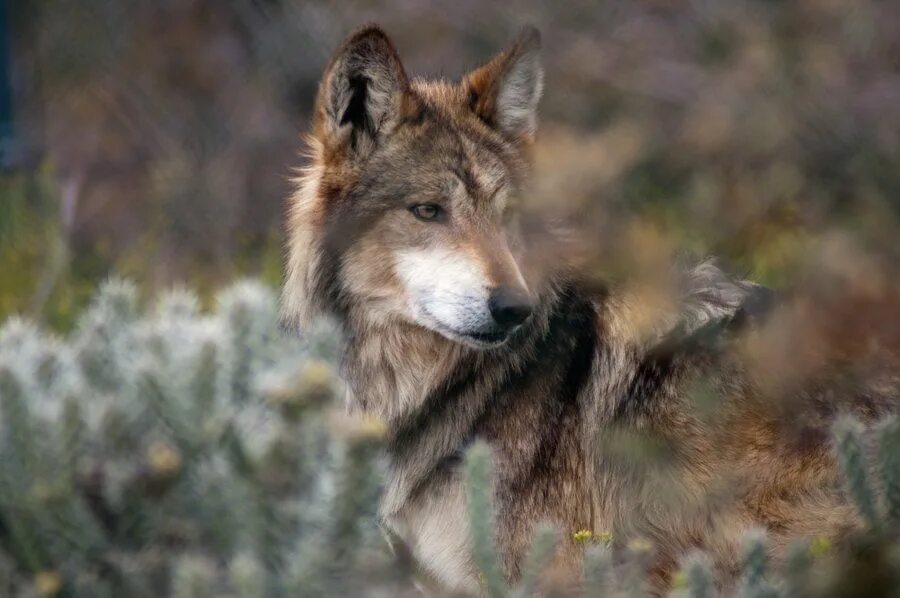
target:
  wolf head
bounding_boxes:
[283,25,544,348]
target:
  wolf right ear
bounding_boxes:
[314,26,413,160]
[464,26,544,143]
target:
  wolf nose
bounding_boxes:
[488,287,533,330]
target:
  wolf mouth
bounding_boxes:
[461,329,509,343]
[419,305,511,346]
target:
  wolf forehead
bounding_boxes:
[323,87,528,210]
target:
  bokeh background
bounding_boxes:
[0,3,899,596]
[1,0,899,328]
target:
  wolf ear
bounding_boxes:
[464,26,544,142]
[314,26,412,159]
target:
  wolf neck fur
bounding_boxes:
[340,281,603,516]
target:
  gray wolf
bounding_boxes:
[282,25,896,594]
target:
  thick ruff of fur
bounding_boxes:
[283,25,896,595]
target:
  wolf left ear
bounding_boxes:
[314,25,413,159]
[465,26,544,142]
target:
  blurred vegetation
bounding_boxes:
[0,280,896,596]
[0,280,410,596]
[0,2,895,595]
[0,0,897,327]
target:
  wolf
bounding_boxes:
[282,25,896,594]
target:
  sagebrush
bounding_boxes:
[0,281,897,596]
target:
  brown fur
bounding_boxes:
[283,25,896,595]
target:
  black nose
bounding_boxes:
[488,287,533,329]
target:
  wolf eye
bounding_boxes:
[410,203,442,221]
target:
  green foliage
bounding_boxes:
[876,416,900,524]
[737,530,777,598]
[0,169,96,331]
[516,525,558,598]
[582,544,613,597]
[0,280,400,596]
[464,417,900,597]
[465,442,509,598]
[833,416,879,527]
[683,552,714,598]
[0,281,898,596]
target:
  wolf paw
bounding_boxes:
[679,259,774,335]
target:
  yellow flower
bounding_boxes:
[671,571,688,589]
[146,441,182,477]
[572,529,614,546]
[810,535,831,558]
[573,529,594,543]
[34,571,63,597]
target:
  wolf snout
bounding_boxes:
[488,287,533,330]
